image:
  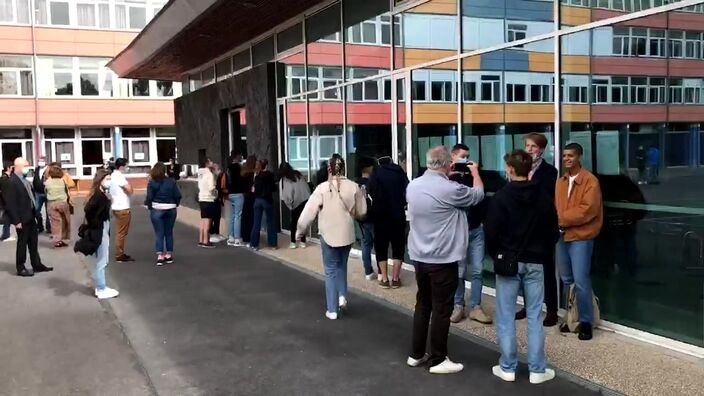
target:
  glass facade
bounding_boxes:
[186,0,704,347]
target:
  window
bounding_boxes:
[216,58,231,80]
[0,55,33,96]
[286,65,305,98]
[648,30,666,57]
[76,2,109,28]
[563,75,589,103]
[530,84,551,102]
[649,78,666,103]
[611,77,629,103]
[128,4,146,29]
[670,78,683,103]
[506,83,527,102]
[669,31,684,58]
[684,32,702,59]
[155,81,173,97]
[132,79,149,96]
[630,77,648,104]
[507,24,527,47]
[593,78,610,103]
[345,15,399,46]
[78,58,101,96]
[613,27,630,56]
[463,81,477,102]
[49,1,69,25]
[0,0,30,23]
[429,71,455,102]
[683,79,702,104]
[232,50,251,72]
[480,75,501,102]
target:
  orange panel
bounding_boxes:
[403,49,456,69]
[0,25,33,54]
[35,99,174,126]
[461,56,481,71]
[33,27,137,57]
[0,98,37,126]
[505,104,554,123]
[562,104,591,123]
[528,52,554,73]
[561,55,590,74]
[462,104,504,123]
[560,6,591,26]
[409,0,457,15]
[413,103,457,124]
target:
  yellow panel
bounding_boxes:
[410,0,457,15]
[403,49,457,69]
[462,104,505,123]
[528,52,554,73]
[562,104,591,123]
[561,6,591,26]
[413,103,457,124]
[505,104,554,123]
[561,55,591,74]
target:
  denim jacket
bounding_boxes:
[145,178,182,209]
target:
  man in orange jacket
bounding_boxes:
[555,143,603,341]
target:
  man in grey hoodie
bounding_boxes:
[405,146,484,375]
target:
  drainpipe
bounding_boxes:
[30,0,41,163]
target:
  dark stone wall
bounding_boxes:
[174,63,280,232]
[174,63,278,168]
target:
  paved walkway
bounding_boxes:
[97,204,597,396]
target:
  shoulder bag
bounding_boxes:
[64,180,74,215]
[493,208,539,277]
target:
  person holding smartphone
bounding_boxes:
[448,144,492,325]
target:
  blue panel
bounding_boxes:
[479,50,529,71]
[462,0,553,22]
[462,0,506,19]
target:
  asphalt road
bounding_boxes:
[101,205,601,396]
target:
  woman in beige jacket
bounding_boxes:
[296,155,367,320]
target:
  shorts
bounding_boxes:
[199,201,218,219]
[374,219,407,262]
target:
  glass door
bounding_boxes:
[392,71,412,180]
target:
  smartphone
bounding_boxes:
[454,162,469,172]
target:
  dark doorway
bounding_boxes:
[82,141,103,165]
[1,142,22,169]
[157,140,176,163]
[230,109,246,157]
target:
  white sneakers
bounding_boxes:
[227,238,243,247]
[209,235,226,244]
[365,273,376,281]
[492,365,516,382]
[95,287,119,300]
[429,358,464,374]
[325,311,338,320]
[530,369,556,384]
[406,354,430,367]
[299,242,307,248]
[338,296,348,310]
[288,243,297,249]
[492,365,555,384]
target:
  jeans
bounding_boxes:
[454,227,485,308]
[290,201,307,243]
[92,221,110,291]
[359,222,374,275]
[495,262,546,373]
[35,193,46,231]
[557,238,595,324]
[228,193,244,240]
[1,224,10,240]
[150,208,177,253]
[250,198,276,248]
[411,262,458,367]
[320,239,352,314]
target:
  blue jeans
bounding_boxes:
[228,193,244,240]
[1,224,10,240]
[454,227,485,308]
[320,238,351,314]
[557,238,594,324]
[35,193,46,230]
[359,222,374,275]
[92,221,110,291]
[250,198,276,248]
[150,208,177,253]
[495,262,546,373]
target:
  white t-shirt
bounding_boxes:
[568,174,578,197]
[110,170,131,210]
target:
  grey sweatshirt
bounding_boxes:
[280,177,311,210]
[406,170,484,264]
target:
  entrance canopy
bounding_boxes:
[109,0,326,80]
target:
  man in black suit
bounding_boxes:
[2,157,53,277]
[515,133,559,326]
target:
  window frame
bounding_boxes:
[0,55,33,97]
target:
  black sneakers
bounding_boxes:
[578,322,593,341]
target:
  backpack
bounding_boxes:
[565,284,601,333]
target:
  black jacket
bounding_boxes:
[74,191,111,256]
[2,173,36,226]
[253,171,276,203]
[226,163,246,194]
[368,163,409,222]
[449,171,488,229]
[167,163,181,180]
[33,166,46,194]
[531,160,558,201]
[484,181,559,265]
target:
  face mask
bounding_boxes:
[102,180,112,190]
[455,158,468,164]
[124,166,130,173]
[21,168,30,177]
[532,152,542,162]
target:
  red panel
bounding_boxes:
[591,104,667,123]
[592,9,667,28]
[591,57,667,76]
[668,11,704,31]
[309,102,344,125]
[669,105,704,122]
[669,59,704,78]
[307,42,343,67]
[285,102,307,125]
[345,44,391,69]
[347,103,392,125]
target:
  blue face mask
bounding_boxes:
[455,158,468,164]
[21,168,30,177]
[102,180,112,190]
